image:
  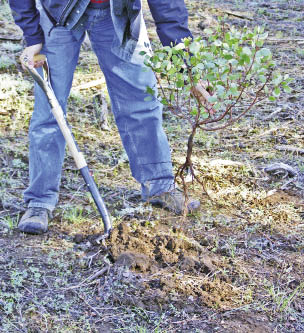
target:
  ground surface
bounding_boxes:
[0,0,303,332]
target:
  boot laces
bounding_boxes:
[28,207,47,218]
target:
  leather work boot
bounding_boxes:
[148,187,200,215]
[18,207,50,234]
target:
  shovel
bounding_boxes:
[23,54,112,238]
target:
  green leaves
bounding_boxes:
[256,48,272,60]
[176,80,184,88]
[142,23,292,129]
[242,46,252,56]
[228,83,239,97]
[283,85,292,93]
[146,86,155,96]
[273,87,281,97]
[189,41,201,55]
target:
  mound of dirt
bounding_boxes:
[108,222,218,273]
[106,222,250,310]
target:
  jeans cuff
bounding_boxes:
[28,202,54,213]
[141,179,174,200]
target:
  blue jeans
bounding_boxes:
[25,7,174,211]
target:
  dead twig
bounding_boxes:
[264,162,298,178]
[87,266,110,282]
[72,78,106,91]
[264,162,302,193]
[274,145,304,155]
[262,108,283,121]
[266,38,304,44]
[74,292,103,317]
[64,265,110,290]
[0,35,22,41]
[220,10,253,20]
[211,7,253,20]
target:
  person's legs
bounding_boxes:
[23,10,84,211]
[86,8,174,199]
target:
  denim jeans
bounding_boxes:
[25,6,174,211]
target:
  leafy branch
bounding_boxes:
[142,23,292,195]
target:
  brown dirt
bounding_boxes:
[221,313,273,333]
[106,221,250,311]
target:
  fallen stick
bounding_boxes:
[266,38,304,43]
[221,10,253,20]
[72,78,106,91]
[64,266,110,290]
[0,35,22,41]
[211,7,253,20]
[264,162,298,178]
[275,145,304,155]
[262,108,282,121]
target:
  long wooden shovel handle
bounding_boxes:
[28,55,87,169]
